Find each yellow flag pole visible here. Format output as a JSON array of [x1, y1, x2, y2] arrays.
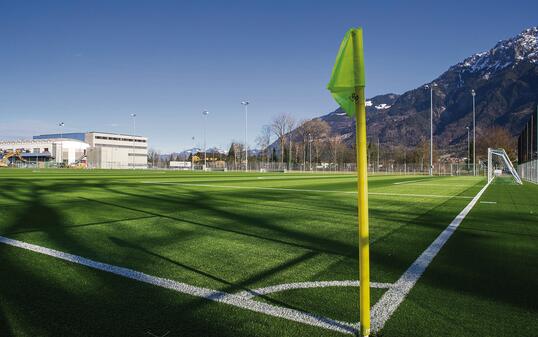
[[352, 29, 370, 337]]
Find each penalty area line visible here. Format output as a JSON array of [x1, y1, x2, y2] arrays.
[[0, 235, 356, 335], [370, 179, 492, 333], [141, 181, 477, 200]]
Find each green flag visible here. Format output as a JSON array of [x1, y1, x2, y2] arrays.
[[327, 27, 366, 117]]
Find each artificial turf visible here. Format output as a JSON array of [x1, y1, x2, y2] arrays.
[[0, 169, 534, 336]]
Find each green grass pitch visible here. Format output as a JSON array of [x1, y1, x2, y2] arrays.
[[0, 169, 536, 337]]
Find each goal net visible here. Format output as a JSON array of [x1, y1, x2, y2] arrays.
[[487, 148, 522, 184]]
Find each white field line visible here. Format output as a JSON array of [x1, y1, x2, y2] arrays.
[[0, 235, 356, 335], [370, 179, 492, 333], [141, 182, 477, 200], [236, 280, 393, 299], [143, 175, 356, 184], [403, 183, 475, 187], [393, 179, 431, 185], [479, 201, 497, 204]]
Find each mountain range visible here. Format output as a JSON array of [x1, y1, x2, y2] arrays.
[[294, 26, 538, 155]]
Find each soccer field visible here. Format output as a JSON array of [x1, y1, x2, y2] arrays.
[[0, 170, 536, 337]]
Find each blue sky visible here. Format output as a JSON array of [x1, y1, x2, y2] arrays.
[[1, 0, 537, 152]]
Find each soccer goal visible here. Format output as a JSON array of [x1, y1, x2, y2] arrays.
[[487, 148, 523, 184]]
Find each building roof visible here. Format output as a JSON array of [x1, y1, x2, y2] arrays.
[[88, 131, 146, 138], [0, 138, 89, 145]]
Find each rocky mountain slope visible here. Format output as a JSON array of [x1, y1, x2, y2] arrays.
[[295, 27, 538, 155]]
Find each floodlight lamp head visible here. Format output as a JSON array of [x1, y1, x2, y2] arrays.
[[241, 101, 250, 106], [59, 122, 65, 127], [130, 113, 137, 117], [202, 110, 209, 116], [471, 89, 476, 96]]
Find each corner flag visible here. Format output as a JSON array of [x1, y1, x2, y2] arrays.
[[327, 28, 366, 117], [328, 27, 371, 337]]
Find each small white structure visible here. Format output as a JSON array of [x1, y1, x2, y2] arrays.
[[0, 139, 89, 165], [169, 161, 192, 170]]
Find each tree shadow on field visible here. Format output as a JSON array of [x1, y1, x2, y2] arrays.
[[108, 236, 318, 311], [81, 191, 354, 256], [99, 184, 357, 257], [0, 179, 342, 337]]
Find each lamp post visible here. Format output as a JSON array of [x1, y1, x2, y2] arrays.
[[465, 126, 471, 172], [58, 122, 64, 165], [241, 101, 250, 172], [130, 114, 136, 169], [375, 137, 379, 172], [308, 133, 312, 171], [202, 110, 209, 169], [288, 134, 292, 171], [191, 136, 195, 171], [471, 89, 476, 176], [425, 83, 437, 176]]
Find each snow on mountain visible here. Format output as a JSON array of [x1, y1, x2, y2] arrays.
[[375, 103, 391, 110], [451, 27, 538, 75]]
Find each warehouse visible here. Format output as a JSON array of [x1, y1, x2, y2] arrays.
[[0, 138, 89, 166], [0, 131, 148, 169]]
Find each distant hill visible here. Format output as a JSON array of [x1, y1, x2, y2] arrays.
[[281, 27, 538, 156]]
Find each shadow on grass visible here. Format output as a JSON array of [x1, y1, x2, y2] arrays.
[[0, 180, 345, 336]]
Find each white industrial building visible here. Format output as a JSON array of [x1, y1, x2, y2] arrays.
[[0, 138, 89, 165], [85, 132, 148, 169], [0, 131, 148, 169]]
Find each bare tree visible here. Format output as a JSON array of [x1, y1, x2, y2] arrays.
[[271, 113, 295, 164], [147, 148, 160, 168], [255, 125, 272, 163], [476, 126, 516, 160], [303, 120, 331, 164], [328, 135, 344, 167]]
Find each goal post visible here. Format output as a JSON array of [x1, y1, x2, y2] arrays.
[[487, 148, 523, 184]]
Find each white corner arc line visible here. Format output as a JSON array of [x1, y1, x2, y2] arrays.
[[370, 180, 492, 333], [0, 235, 356, 335], [235, 280, 393, 299]]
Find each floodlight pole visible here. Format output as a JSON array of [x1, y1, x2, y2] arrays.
[[465, 126, 471, 172], [191, 136, 195, 171], [377, 137, 380, 174], [58, 122, 64, 165], [288, 134, 292, 171], [130, 114, 137, 169], [241, 101, 250, 172], [472, 90, 476, 176], [202, 110, 209, 169], [308, 133, 312, 171], [425, 83, 437, 176]]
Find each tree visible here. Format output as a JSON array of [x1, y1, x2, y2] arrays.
[[147, 148, 160, 168], [255, 125, 272, 163], [227, 142, 244, 168], [271, 113, 295, 164], [328, 135, 345, 167], [300, 119, 331, 164], [476, 126, 516, 160]]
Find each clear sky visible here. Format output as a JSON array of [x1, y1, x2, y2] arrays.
[[1, 0, 537, 152]]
